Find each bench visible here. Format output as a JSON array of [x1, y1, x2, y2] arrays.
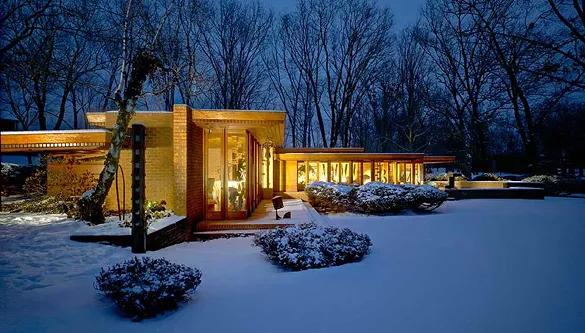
[[272, 196, 291, 220]]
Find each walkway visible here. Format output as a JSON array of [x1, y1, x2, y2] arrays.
[[195, 199, 324, 232]]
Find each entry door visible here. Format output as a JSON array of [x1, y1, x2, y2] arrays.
[[205, 128, 249, 220], [206, 129, 223, 220]]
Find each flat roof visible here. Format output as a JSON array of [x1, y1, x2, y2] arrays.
[[0, 129, 111, 153], [275, 148, 365, 154]]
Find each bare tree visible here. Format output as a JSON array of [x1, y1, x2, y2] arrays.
[[277, 0, 393, 148], [196, 0, 272, 109], [464, 0, 575, 171], [0, 0, 55, 70], [419, 0, 502, 176], [77, 0, 170, 224]]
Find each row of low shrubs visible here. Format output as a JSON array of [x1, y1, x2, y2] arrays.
[[305, 181, 449, 214], [97, 223, 372, 321], [426, 172, 508, 182]]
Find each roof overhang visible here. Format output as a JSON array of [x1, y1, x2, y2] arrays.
[[0, 129, 111, 153], [192, 109, 286, 146], [275, 147, 365, 154], [275, 152, 425, 161], [423, 156, 456, 164]]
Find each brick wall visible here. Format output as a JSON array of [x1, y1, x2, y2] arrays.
[[187, 123, 204, 223], [49, 112, 176, 213], [173, 105, 190, 218], [104, 125, 175, 212], [146, 217, 191, 251], [70, 217, 192, 251]]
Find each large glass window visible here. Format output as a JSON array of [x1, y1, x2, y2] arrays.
[[308, 162, 318, 185], [330, 162, 340, 183], [388, 162, 395, 184], [297, 161, 306, 191], [375, 162, 389, 183], [227, 130, 247, 212], [352, 162, 361, 184], [363, 162, 372, 184], [416, 163, 424, 184], [398, 163, 413, 184], [340, 162, 350, 183], [319, 162, 328, 181], [207, 130, 223, 214]]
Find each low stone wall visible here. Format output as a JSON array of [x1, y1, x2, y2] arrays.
[[70, 217, 191, 251]]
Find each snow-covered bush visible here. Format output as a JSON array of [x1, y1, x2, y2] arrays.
[[0, 195, 78, 216], [522, 175, 562, 195], [472, 173, 506, 181], [253, 224, 372, 271], [403, 184, 449, 211], [95, 257, 202, 321], [306, 181, 448, 214], [305, 181, 355, 212], [522, 174, 561, 184], [426, 173, 467, 181], [353, 182, 408, 214]]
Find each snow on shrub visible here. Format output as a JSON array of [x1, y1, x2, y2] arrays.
[[426, 172, 467, 182], [522, 175, 562, 195], [353, 182, 408, 214], [403, 184, 449, 211], [472, 173, 506, 181], [306, 181, 448, 214], [253, 224, 372, 271], [522, 174, 561, 184], [305, 181, 355, 211], [94, 257, 202, 321]]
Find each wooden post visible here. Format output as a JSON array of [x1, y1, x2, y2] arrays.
[[131, 124, 146, 254]]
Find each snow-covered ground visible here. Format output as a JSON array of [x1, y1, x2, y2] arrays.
[[1, 198, 584, 333]]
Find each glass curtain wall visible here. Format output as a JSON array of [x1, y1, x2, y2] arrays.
[[227, 130, 247, 217], [206, 130, 223, 219]]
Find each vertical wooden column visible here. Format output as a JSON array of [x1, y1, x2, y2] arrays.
[[131, 124, 146, 254]]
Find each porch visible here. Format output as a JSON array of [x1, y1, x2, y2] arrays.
[[195, 199, 323, 232]]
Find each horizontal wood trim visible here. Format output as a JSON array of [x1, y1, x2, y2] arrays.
[[423, 156, 456, 164], [275, 147, 365, 154], [0, 130, 111, 153], [275, 152, 425, 161]]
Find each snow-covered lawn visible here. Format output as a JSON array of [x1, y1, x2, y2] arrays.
[[1, 198, 584, 333]]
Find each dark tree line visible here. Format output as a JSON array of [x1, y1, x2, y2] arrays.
[[1, 0, 584, 176]]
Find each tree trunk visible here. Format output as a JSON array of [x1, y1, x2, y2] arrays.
[[77, 100, 136, 223], [77, 50, 162, 224]]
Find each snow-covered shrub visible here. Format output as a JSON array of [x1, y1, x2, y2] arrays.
[[305, 181, 355, 212], [522, 175, 562, 195], [426, 173, 467, 181], [522, 174, 561, 184], [403, 184, 448, 211], [95, 257, 202, 321], [353, 182, 408, 214], [0, 195, 78, 216], [472, 173, 506, 181], [253, 224, 372, 271]]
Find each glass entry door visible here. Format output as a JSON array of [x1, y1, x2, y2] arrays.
[[205, 128, 250, 220]]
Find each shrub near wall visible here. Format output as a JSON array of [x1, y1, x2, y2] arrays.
[[305, 181, 355, 212], [305, 181, 448, 214]]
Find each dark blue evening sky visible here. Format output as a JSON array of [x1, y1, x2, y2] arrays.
[[265, 0, 425, 29]]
